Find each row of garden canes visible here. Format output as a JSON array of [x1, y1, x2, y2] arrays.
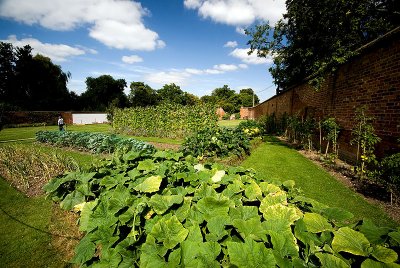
[[257, 106, 400, 205]]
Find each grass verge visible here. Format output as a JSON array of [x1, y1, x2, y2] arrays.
[[218, 119, 243, 128], [0, 178, 71, 267], [241, 137, 397, 227]]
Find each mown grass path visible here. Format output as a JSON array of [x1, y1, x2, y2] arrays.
[[0, 178, 66, 267], [241, 137, 397, 227]]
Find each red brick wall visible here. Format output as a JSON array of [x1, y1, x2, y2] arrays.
[[251, 27, 400, 161]]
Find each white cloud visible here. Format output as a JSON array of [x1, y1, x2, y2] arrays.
[[2, 35, 85, 62], [145, 71, 190, 86], [122, 55, 143, 64], [213, 64, 238, 71], [0, 0, 165, 51], [236, 27, 246, 35], [224, 41, 238, 48], [230, 48, 273, 65], [184, 0, 286, 26], [185, 68, 204, 75], [239, 64, 248, 69]]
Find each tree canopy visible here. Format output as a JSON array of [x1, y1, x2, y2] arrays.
[[0, 42, 75, 110], [81, 75, 127, 111], [246, 0, 400, 91]]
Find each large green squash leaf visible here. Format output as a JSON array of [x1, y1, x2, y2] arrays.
[[148, 194, 183, 215], [134, 175, 162, 193], [196, 195, 232, 220], [140, 235, 168, 268], [320, 207, 354, 223], [371, 245, 398, 263], [315, 253, 350, 268], [233, 217, 267, 242], [79, 200, 98, 232], [207, 215, 230, 241], [60, 191, 85, 210], [359, 219, 392, 244], [137, 159, 157, 171], [361, 259, 400, 268], [181, 241, 221, 267], [244, 181, 262, 200], [229, 205, 259, 221], [269, 230, 299, 258], [303, 213, 333, 233], [71, 235, 96, 264], [150, 215, 189, 249], [107, 185, 132, 215], [260, 191, 287, 209], [332, 227, 371, 256], [227, 238, 276, 268], [261, 204, 302, 232]]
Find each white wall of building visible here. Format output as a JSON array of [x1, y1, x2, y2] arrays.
[[72, 113, 108, 124]]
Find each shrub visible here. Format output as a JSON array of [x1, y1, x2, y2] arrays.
[[237, 120, 263, 139], [180, 127, 250, 159], [380, 153, 400, 191]]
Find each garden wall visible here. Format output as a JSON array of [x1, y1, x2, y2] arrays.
[[242, 26, 400, 161]]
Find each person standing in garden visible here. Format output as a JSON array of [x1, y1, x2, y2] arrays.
[[58, 115, 65, 131]]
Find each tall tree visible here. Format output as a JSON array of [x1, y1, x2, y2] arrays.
[[0, 42, 15, 106], [81, 75, 127, 111], [238, 88, 260, 107], [246, 0, 400, 90], [157, 83, 186, 104], [128, 81, 158, 107]]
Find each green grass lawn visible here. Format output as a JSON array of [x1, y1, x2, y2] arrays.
[[0, 178, 68, 267], [218, 119, 243, 128], [241, 137, 397, 227]]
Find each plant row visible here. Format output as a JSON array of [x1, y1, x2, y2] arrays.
[[258, 108, 400, 198], [180, 120, 263, 161], [112, 103, 218, 139], [44, 149, 400, 267], [0, 144, 79, 196], [36, 131, 155, 154]]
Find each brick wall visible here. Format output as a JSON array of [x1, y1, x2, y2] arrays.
[[248, 27, 400, 161]]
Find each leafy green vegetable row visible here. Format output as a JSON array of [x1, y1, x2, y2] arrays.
[[35, 131, 155, 154], [44, 150, 400, 267]]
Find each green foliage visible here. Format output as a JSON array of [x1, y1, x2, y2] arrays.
[[322, 117, 340, 157], [351, 107, 381, 179], [44, 150, 400, 267], [81, 75, 128, 111], [0, 42, 76, 110], [258, 112, 289, 135], [237, 120, 264, 139], [128, 81, 158, 107], [246, 0, 399, 89], [180, 127, 250, 159], [379, 153, 400, 194], [113, 103, 218, 139], [35, 131, 155, 154]]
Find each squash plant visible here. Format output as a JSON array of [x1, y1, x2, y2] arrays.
[[44, 150, 400, 267]]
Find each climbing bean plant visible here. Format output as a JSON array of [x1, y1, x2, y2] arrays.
[[112, 103, 218, 139]]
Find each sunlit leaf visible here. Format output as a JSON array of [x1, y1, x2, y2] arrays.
[[134, 175, 162, 193], [332, 227, 371, 256]]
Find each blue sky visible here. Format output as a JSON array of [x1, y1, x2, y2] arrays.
[[0, 0, 286, 102]]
